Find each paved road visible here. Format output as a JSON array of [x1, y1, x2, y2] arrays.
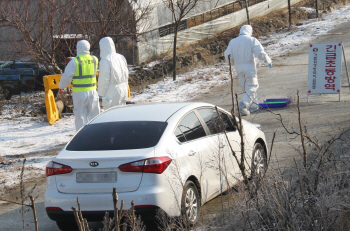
[[0, 201, 105, 230], [1, 21, 350, 231]]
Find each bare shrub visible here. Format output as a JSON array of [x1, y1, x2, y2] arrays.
[[72, 188, 146, 231], [199, 56, 350, 231], [215, 127, 350, 231], [205, 87, 350, 231]]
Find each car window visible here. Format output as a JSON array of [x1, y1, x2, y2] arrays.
[[219, 111, 236, 132], [175, 127, 187, 143], [196, 108, 236, 135], [66, 121, 167, 151], [175, 112, 206, 143]]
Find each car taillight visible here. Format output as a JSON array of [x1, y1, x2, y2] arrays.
[[119, 157, 172, 174], [46, 161, 72, 176]]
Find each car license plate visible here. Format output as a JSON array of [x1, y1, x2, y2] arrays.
[[76, 172, 117, 183]]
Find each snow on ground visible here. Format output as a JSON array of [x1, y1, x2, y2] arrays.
[[263, 6, 350, 58], [1, 4, 350, 196]]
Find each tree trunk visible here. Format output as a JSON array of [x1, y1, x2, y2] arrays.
[[244, 0, 250, 25], [288, 0, 291, 27], [172, 25, 179, 81]]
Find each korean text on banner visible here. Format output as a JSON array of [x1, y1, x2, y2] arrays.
[[308, 43, 342, 95]]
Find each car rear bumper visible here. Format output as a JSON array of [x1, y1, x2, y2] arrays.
[[46, 206, 161, 222], [45, 185, 180, 222]]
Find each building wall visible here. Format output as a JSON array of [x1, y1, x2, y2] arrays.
[[0, 25, 24, 61]]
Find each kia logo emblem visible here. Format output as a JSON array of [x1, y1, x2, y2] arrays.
[[90, 161, 99, 167]]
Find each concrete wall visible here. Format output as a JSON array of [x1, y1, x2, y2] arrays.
[[147, 0, 237, 31]]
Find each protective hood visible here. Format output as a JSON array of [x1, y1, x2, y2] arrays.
[[239, 25, 253, 36], [76, 40, 90, 56], [99, 37, 116, 59]]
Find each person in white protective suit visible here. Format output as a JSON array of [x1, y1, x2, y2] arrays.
[[98, 37, 129, 110], [59, 40, 100, 131], [224, 25, 272, 116]]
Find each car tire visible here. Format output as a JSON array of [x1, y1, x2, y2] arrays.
[[56, 221, 79, 231], [250, 142, 267, 181], [181, 180, 200, 227]]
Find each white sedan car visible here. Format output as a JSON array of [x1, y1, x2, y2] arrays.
[[45, 102, 267, 230]]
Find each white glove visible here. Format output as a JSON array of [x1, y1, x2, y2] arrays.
[[104, 97, 112, 103]]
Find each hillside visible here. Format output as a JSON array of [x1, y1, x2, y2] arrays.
[[128, 0, 323, 91]]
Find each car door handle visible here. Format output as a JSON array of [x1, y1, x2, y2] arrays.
[[188, 150, 196, 156]]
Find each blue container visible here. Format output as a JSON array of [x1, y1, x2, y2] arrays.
[[259, 98, 291, 108]]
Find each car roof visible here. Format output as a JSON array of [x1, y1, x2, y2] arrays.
[[90, 102, 213, 124]]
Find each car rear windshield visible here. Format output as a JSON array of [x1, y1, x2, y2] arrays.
[[66, 121, 168, 151]]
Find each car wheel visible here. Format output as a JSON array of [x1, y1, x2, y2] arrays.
[[250, 142, 267, 181], [56, 221, 79, 231], [181, 180, 200, 227]]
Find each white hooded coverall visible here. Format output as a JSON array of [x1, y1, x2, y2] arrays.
[[98, 37, 129, 110], [59, 40, 100, 131], [224, 25, 271, 113]]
